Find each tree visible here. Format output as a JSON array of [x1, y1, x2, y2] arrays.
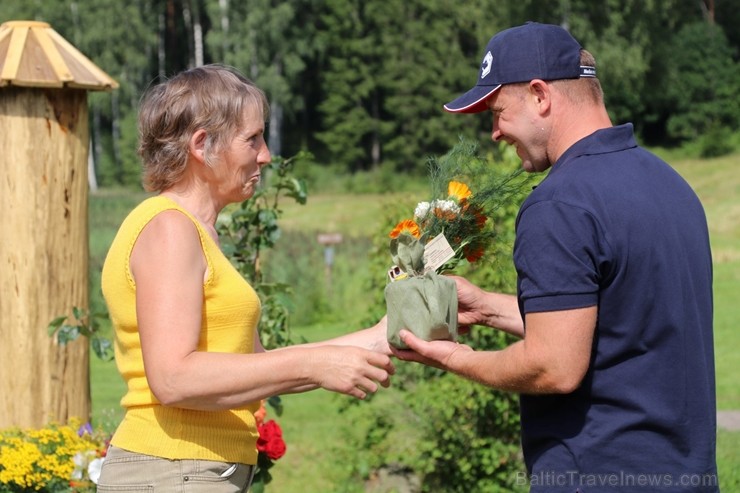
[[379, 0, 504, 173], [205, 0, 317, 159], [314, 0, 387, 172], [316, 0, 511, 174], [76, 0, 155, 186], [664, 21, 740, 142], [2, 0, 738, 181]]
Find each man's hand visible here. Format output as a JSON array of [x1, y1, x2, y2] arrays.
[[450, 275, 524, 337], [390, 329, 473, 372], [450, 275, 489, 327]]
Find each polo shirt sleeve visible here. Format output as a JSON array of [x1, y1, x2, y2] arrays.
[[514, 199, 608, 314]]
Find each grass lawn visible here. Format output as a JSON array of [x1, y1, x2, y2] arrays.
[[89, 150, 740, 491], [668, 152, 740, 411], [264, 322, 368, 493]]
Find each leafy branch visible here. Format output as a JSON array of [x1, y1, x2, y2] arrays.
[[218, 151, 311, 349], [47, 307, 113, 361]]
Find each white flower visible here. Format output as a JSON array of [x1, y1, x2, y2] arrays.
[[414, 201, 431, 221], [71, 450, 103, 482], [88, 457, 105, 484], [71, 451, 89, 480], [431, 199, 460, 215]]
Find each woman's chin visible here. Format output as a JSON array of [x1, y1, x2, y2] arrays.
[[240, 183, 257, 200]]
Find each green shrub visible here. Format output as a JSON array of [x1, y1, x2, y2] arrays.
[[261, 232, 376, 326], [699, 124, 735, 158]]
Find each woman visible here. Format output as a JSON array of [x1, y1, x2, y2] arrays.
[[96, 64, 394, 492]]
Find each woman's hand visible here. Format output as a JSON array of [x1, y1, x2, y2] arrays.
[[310, 346, 395, 399], [366, 315, 392, 355]]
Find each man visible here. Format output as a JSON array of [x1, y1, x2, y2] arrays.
[[392, 22, 718, 492]]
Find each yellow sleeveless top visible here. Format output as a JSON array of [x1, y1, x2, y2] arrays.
[[101, 196, 261, 464]]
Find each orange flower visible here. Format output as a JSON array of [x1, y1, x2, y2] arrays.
[[254, 400, 267, 427], [464, 203, 487, 229], [433, 208, 458, 221], [448, 181, 472, 201], [389, 219, 421, 239], [463, 244, 485, 263]]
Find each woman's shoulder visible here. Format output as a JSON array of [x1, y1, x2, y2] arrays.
[[109, 196, 203, 257], [131, 194, 181, 215], [121, 195, 192, 228]]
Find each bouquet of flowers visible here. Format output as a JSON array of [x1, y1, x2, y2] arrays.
[[385, 140, 525, 348], [250, 400, 286, 493]]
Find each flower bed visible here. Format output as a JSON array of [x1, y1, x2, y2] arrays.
[[0, 419, 109, 493]]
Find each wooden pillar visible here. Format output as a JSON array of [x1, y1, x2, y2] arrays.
[[0, 87, 90, 428]]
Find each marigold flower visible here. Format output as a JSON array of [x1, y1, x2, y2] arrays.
[[463, 244, 486, 263], [0, 420, 110, 490], [448, 181, 472, 201], [431, 199, 461, 221], [389, 219, 421, 239]]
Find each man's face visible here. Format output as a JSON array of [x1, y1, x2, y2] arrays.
[[486, 85, 551, 173]]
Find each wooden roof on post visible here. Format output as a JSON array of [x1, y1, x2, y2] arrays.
[[0, 20, 118, 91]]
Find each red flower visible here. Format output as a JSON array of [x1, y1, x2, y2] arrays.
[[462, 203, 487, 229], [463, 243, 485, 263], [256, 420, 287, 460]]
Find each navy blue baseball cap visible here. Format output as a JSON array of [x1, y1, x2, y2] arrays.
[[444, 22, 596, 113]]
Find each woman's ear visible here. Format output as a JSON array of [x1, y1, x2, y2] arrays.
[[188, 129, 208, 165]]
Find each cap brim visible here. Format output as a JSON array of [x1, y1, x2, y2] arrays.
[[443, 84, 501, 113]]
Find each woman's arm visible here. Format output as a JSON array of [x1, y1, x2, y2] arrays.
[[131, 211, 394, 411], [292, 316, 391, 354]]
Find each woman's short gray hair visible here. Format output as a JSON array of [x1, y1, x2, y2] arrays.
[[138, 64, 269, 192]]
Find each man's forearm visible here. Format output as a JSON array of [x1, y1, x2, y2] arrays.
[[479, 292, 524, 338]]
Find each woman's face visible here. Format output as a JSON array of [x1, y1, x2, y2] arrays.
[[213, 107, 271, 203]]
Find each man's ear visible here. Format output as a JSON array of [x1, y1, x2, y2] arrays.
[[188, 129, 208, 165], [528, 80, 551, 115]]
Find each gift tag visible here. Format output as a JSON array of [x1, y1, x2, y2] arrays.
[[423, 233, 455, 273]]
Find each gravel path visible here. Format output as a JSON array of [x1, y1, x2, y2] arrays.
[[717, 410, 740, 431]]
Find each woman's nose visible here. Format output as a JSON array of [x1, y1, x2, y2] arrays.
[[258, 146, 271, 166]]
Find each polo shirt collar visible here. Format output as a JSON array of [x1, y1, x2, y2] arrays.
[[552, 123, 638, 172]]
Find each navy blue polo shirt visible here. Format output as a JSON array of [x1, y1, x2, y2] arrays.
[[514, 124, 717, 492]]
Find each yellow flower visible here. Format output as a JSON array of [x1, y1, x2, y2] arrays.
[[389, 219, 421, 239], [0, 440, 43, 488], [448, 181, 472, 201], [0, 419, 109, 491]]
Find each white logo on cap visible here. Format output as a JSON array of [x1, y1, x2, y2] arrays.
[[481, 51, 492, 79]]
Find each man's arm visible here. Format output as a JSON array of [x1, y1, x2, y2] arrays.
[[391, 306, 596, 394], [452, 275, 524, 338]]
